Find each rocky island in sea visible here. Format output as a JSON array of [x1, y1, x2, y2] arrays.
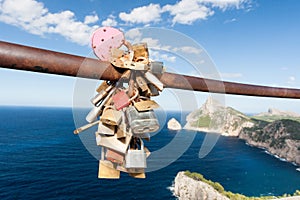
[[174, 171, 300, 200], [167, 118, 182, 130], [184, 97, 300, 166]]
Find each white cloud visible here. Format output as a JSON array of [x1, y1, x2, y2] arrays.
[[125, 28, 142, 41], [141, 37, 160, 48], [125, 29, 170, 50], [163, 0, 214, 25], [119, 3, 162, 24], [84, 14, 99, 24], [201, 0, 249, 10], [150, 50, 176, 63], [119, 0, 250, 26], [101, 15, 118, 27], [0, 0, 252, 45], [160, 54, 176, 63], [0, 0, 99, 45]]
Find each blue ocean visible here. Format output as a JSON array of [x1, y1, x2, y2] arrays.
[[0, 106, 300, 199]]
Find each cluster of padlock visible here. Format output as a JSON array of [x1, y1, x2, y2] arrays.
[[73, 27, 166, 179]]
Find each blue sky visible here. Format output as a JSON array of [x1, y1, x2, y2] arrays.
[[0, 0, 300, 113]]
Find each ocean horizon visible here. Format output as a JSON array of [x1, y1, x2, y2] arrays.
[[0, 106, 300, 199]]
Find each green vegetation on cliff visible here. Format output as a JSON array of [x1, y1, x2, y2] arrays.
[[242, 119, 300, 149], [191, 115, 211, 127], [184, 171, 300, 200]]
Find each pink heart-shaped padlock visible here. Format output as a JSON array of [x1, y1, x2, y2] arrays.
[[91, 27, 125, 61]]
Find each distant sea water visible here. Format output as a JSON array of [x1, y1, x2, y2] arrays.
[[0, 106, 300, 199]]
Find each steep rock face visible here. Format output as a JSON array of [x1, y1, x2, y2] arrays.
[[239, 119, 300, 165], [185, 97, 300, 166], [174, 172, 229, 200], [184, 97, 254, 136], [167, 118, 182, 130], [173, 172, 300, 200]]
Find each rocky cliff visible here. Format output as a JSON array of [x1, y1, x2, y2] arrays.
[[174, 171, 229, 200], [185, 97, 300, 166], [174, 171, 300, 200], [239, 119, 300, 166], [184, 97, 254, 136]]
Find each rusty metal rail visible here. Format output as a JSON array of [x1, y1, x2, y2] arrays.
[[1, 40, 300, 99]]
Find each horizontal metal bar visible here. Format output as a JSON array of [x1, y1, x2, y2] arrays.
[[1, 40, 300, 99]]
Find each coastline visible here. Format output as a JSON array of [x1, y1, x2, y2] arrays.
[[184, 125, 300, 168], [242, 139, 300, 167], [172, 171, 300, 200], [183, 124, 230, 136]]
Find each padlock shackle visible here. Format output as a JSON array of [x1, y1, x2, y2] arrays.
[[129, 88, 139, 102], [128, 137, 144, 150], [1, 41, 300, 99]]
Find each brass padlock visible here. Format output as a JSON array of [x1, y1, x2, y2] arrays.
[[100, 106, 122, 126], [98, 146, 120, 179], [96, 121, 115, 136], [98, 160, 120, 179], [110, 40, 134, 69], [96, 81, 109, 93], [132, 43, 149, 63], [116, 113, 127, 138], [133, 98, 159, 112], [95, 131, 132, 154], [105, 149, 124, 164], [129, 173, 146, 179]]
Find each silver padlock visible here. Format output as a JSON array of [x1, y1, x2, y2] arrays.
[[125, 138, 147, 169], [125, 106, 159, 134]]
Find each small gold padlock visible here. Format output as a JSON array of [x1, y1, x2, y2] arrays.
[[116, 125, 127, 138], [98, 160, 120, 179], [129, 173, 146, 179], [133, 98, 159, 112], [100, 106, 122, 126], [96, 81, 110, 93]]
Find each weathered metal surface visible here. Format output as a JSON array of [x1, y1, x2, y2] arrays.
[[1, 40, 300, 99]]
